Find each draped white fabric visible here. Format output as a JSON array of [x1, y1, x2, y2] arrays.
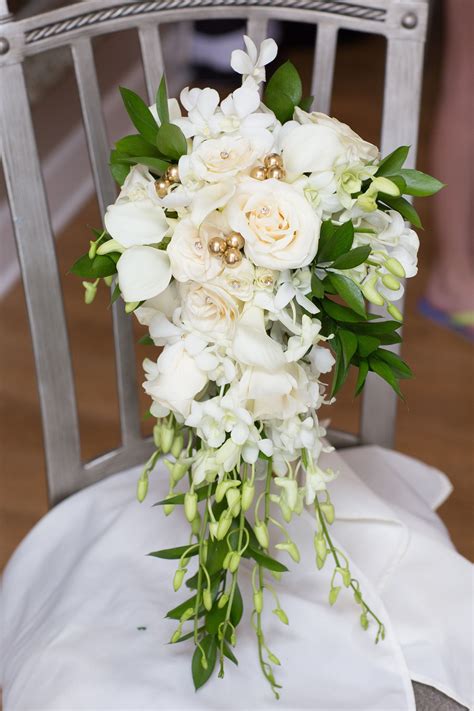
[[1, 446, 472, 710]]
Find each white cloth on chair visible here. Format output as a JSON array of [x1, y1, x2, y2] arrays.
[[1, 447, 472, 710]]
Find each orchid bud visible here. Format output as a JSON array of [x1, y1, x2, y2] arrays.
[[171, 461, 189, 484], [360, 612, 369, 630], [230, 631, 237, 646], [103, 275, 113, 287], [180, 607, 194, 622], [88, 240, 98, 259], [357, 193, 377, 213], [222, 551, 232, 570], [201, 655, 208, 670], [254, 590, 263, 614], [226, 488, 241, 517], [314, 533, 327, 559], [171, 433, 184, 459], [228, 552, 241, 574], [203, 588, 212, 611], [340, 567, 351, 588], [316, 555, 326, 570], [215, 480, 240, 503], [329, 586, 341, 606], [96, 238, 123, 256], [153, 424, 162, 449], [371, 176, 400, 197], [191, 511, 201, 536], [387, 303, 403, 322], [268, 652, 281, 666], [320, 502, 335, 524], [271, 570, 282, 582], [184, 492, 197, 523], [362, 274, 385, 306], [209, 521, 218, 540], [173, 568, 186, 591], [241, 482, 255, 511], [382, 273, 400, 291], [136, 474, 148, 503], [279, 498, 292, 523], [125, 301, 140, 314], [385, 257, 406, 278], [160, 424, 175, 454], [216, 511, 232, 541], [164, 501, 175, 516], [273, 608, 289, 625], [82, 280, 98, 305], [170, 629, 181, 644], [218, 593, 229, 609], [201, 540, 208, 565], [254, 521, 270, 549], [276, 541, 300, 563]]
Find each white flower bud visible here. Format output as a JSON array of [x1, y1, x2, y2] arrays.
[[226, 488, 241, 517], [228, 552, 241, 573], [216, 512, 233, 541], [215, 480, 240, 503], [384, 257, 406, 278], [387, 303, 403, 322], [203, 588, 213, 611], [254, 590, 263, 614], [153, 424, 162, 449], [173, 568, 186, 591], [161, 424, 175, 454], [273, 607, 289, 625], [184, 491, 197, 523], [254, 521, 270, 549], [171, 433, 184, 459], [241, 482, 255, 511], [218, 593, 229, 609], [382, 273, 400, 291], [136, 475, 148, 503]]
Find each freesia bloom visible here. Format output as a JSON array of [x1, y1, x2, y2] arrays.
[[226, 178, 321, 270]]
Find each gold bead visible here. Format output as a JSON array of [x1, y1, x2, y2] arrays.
[[264, 153, 283, 169], [266, 166, 286, 181], [250, 166, 267, 181], [223, 247, 243, 268], [208, 236, 227, 256], [226, 231, 245, 250], [165, 164, 180, 183], [155, 178, 171, 198]]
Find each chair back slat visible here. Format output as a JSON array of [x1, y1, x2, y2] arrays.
[[0, 61, 82, 503], [72, 35, 142, 449], [311, 23, 338, 114], [246, 15, 268, 49], [360, 34, 425, 447], [138, 24, 165, 104]]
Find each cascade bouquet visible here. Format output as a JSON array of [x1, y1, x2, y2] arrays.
[[72, 37, 443, 697]]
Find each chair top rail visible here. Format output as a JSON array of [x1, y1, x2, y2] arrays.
[[0, 0, 428, 64]]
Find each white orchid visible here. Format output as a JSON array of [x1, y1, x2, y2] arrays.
[[230, 35, 278, 87], [274, 268, 319, 315], [174, 87, 221, 141]]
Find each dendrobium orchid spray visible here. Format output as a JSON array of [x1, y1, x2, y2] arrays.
[[72, 36, 443, 697]]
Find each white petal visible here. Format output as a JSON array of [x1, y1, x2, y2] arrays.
[[274, 282, 295, 311], [149, 313, 181, 344], [104, 201, 169, 248], [232, 306, 286, 371], [197, 88, 220, 118], [117, 246, 171, 302], [232, 85, 260, 118], [243, 35, 258, 64], [259, 438, 274, 456], [230, 49, 254, 75], [191, 181, 235, 226], [257, 38, 278, 66]]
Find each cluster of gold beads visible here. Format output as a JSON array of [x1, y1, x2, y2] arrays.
[[208, 231, 245, 268], [250, 153, 285, 182], [155, 164, 180, 198]]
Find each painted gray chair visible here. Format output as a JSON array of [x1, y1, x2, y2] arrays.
[[0, 1, 466, 708]]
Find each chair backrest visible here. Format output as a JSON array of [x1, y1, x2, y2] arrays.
[[0, 0, 429, 506]]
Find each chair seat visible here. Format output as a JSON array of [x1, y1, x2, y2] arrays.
[[1, 446, 471, 710]]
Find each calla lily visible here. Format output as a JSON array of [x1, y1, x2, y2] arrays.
[[104, 201, 169, 249], [117, 246, 172, 302], [232, 305, 286, 371]]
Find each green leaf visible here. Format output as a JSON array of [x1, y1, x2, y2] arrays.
[[331, 245, 371, 270], [154, 483, 216, 507], [299, 94, 313, 111], [192, 635, 217, 690], [156, 123, 188, 161], [230, 584, 243, 626], [223, 642, 238, 666], [115, 134, 159, 157], [350, 319, 401, 335], [244, 547, 289, 573], [109, 161, 130, 186], [156, 75, 170, 125], [338, 329, 358, 368], [264, 61, 302, 123], [354, 359, 369, 396], [119, 155, 170, 174], [138, 334, 154, 346], [148, 544, 199, 560], [396, 168, 445, 197], [317, 221, 354, 263], [379, 195, 423, 229], [329, 338, 350, 397], [368, 356, 403, 397], [357, 334, 380, 358], [328, 273, 366, 317], [71, 253, 118, 279], [166, 593, 198, 620], [205, 603, 227, 634], [119, 87, 159, 144], [110, 283, 121, 305], [311, 272, 325, 299], [321, 298, 362, 323], [376, 349, 413, 379], [376, 146, 410, 176]]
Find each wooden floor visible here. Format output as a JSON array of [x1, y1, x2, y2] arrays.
[[1, 32, 473, 574]]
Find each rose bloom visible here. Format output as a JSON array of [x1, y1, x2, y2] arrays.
[[225, 177, 320, 270], [168, 211, 227, 283], [237, 361, 313, 421], [281, 107, 379, 178], [213, 258, 255, 302], [179, 281, 242, 342], [181, 134, 267, 183]]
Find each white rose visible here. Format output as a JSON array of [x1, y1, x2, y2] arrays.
[[281, 108, 379, 178], [104, 165, 169, 248], [238, 362, 312, 421], [180, 281, 242, 342], [181, 134, 265, 184], [117, 246, 172, 303], [226, 178, 320, 270], [168, 211, 227, 283], [143, 345, 208, 419], [134, 281, 179, 326], [213, 258, 255, 302]]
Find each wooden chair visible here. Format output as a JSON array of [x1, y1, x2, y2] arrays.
[[0, 1, 466, 708]]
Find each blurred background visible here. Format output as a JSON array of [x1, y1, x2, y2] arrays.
[[0, 0, 473, 573]]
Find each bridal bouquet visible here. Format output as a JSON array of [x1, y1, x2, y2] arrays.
[[72, 37, 443, 697]]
